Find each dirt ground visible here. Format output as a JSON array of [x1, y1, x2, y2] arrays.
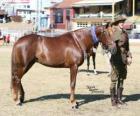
[[0, 42, 140, 116]]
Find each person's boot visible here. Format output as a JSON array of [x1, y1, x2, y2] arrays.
[[110, 88, 117, 106], [117, 87, 125, 105]]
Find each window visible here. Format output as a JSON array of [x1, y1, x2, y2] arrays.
[[66, 9, 70, 21], [27, 5, 30, 8], [55, 9, 63, 23], [27, 11, 31, 14]]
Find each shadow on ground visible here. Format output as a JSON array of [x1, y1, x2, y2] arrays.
[[124, 94, 140, 102], [24, 93, 140, 107], [24, 93, 110, 107], [78, 69, 109, 75]]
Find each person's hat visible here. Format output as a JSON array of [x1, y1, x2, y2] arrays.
[[112, 15, 127, 26]]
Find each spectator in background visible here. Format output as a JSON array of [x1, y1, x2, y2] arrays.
[[6, 34, 10, 45], [0, 29, 2, 38]]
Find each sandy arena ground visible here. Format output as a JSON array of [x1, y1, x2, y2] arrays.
[[0, 42, 140, 116]]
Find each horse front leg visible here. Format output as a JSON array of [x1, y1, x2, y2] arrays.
[[70, 64, 78, 109]]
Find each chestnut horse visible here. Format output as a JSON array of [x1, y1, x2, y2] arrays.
[[11, 26, 116, 108]]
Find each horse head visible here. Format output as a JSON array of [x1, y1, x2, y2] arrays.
[[91, 25, 117, 55]]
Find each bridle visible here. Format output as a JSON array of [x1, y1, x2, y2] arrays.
[[96, 26, 116, 54]]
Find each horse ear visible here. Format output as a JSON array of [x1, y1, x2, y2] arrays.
[[105, 22, 112, 28]]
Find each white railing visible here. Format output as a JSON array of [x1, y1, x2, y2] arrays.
[[78, 13, 99, 18], [76, 10, 122, 19]]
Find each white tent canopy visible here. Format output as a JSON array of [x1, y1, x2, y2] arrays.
[[72, 0, 124, 7]]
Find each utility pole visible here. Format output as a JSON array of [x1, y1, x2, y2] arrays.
[[132, 0, 135, 17], [36, 0, 41, 32], [112, 0, 115, 21]]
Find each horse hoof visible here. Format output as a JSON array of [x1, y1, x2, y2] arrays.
[[72, 105, 78, 109], [16, 101, 22, 106], [72, 102, 79, 109], [93, 70, 98, 75], [94, 72, 98, 75], [20, 97, 24, 103]]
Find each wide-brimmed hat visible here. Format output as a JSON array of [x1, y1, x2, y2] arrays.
[[112, 15, 127, 25]]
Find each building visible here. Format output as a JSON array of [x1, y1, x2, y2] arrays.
[[72, 0, 125, 29], [52, 0, 125, 29], [2, 0, 62, 31], [1, 0, 139, 30], [52, 0, 139, 30], [51, 0, 81, 30]]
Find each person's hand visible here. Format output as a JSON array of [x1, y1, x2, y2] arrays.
[[127, 57, 132, 65], [119, 23, 124, 29]]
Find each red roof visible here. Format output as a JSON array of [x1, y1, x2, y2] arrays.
[[55, 0, 81, 8]]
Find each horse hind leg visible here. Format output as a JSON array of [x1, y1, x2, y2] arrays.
[[11, 53, 36, 106], [11, 67, 25, 105], [87, 54, 90, 72], [92, 53, 98, 75], [11, 59, 36, 105]]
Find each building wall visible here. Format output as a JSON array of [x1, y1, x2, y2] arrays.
[[54, 8, 75, 30]]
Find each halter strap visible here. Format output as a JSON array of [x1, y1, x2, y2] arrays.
[[91, 26, 99, 45]]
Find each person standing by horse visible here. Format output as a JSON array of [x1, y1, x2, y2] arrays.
[[5, 34, 10, 45], [110, 18, 132, 106]]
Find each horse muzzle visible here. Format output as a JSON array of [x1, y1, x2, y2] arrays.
[[108, 44, 117, 55]]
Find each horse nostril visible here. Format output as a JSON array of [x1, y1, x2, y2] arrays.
[[111, 47, 117, 55], [108, 44, 117, 55]]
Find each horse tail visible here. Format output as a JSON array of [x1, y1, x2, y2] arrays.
[[11, 44, 17, 89]]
